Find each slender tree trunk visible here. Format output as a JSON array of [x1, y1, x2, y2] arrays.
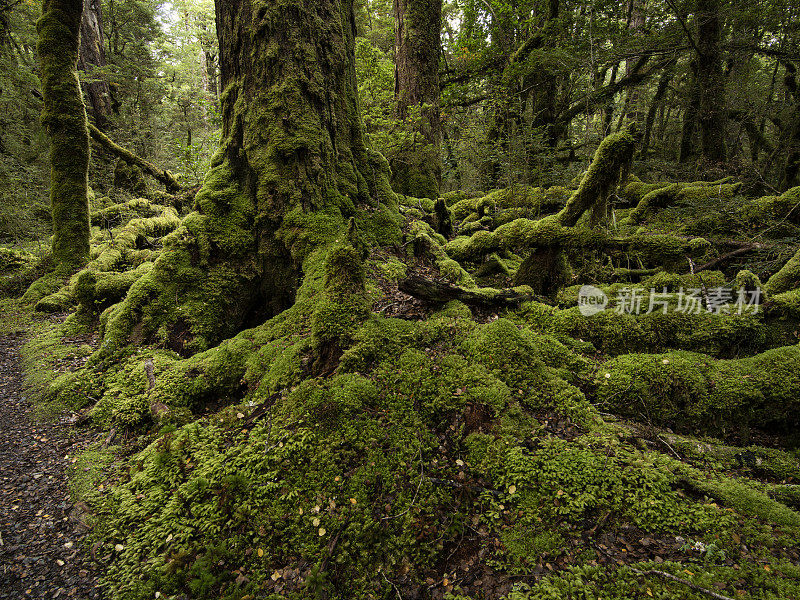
[[393, 0, 442, 198], [78, 0, 112, 129], [640, 62, 676, 158], [622, 0, 646, 125], [103, 0, 397, 354], [696, 0, 727, 163], [527, 0, 560, 147], [780, 63, 800, 190], [37, 0, 91, 271], [602, 63, 620, 136], [679, 62, 701, 162]]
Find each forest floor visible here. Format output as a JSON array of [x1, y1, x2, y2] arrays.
[[0, 330, 104, 599]]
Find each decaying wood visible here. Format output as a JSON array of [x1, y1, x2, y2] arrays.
[[398, 274, 539, 307]]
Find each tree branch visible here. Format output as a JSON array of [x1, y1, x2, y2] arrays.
[[88, 123, 181, 192]]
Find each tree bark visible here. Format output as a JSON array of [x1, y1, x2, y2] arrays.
[[393, 0, 442, 198], [102, 0, 396, 355], [77, 0, 112, 129], [37, 0, 91, 271], [640, 61, 676, 158], [679, 62, 701, 162], [696, 0, 727, 163]]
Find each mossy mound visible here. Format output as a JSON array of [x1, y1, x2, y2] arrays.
[[15, 138, 800, 599]]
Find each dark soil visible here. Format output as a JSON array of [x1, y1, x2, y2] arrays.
[[0, 333, 103, 599]]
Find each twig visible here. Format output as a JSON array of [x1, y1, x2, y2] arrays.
[[664, 0, 701, 56], [101, 428, 116, 449], [381, 571, 403, 600], [382, 444, 424, 520], [656, 434, 683, 460], [629, 567, 736, 600]]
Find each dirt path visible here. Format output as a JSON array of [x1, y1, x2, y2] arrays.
[[0, 333, 103, 599]]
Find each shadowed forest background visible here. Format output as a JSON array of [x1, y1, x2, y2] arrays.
[[2, 0, 800, 599]]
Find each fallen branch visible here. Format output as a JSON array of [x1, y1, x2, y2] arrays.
[[398, 275, 539, 307], [696, 244, 764, 272], [629, 567, 736, 600], [88, 123, 181, 192]]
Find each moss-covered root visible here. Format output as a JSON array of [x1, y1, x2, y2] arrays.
[[310, 243, 370, 374], [557, 123, 640, 228], [37, 0, 91, 272], [514, 245, 572, 296], [765, 247, 800, 296], [596, 347, 800, 434], [409, 220, 475, 286]]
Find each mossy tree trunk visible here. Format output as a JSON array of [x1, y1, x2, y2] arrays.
[[37, 0, 91, 272], [678, 61, 700, 163], [695, 0, 727, 163], [103, 0, 396, 355], [78, 0, 112, 129], [392, 0, 442, 199]]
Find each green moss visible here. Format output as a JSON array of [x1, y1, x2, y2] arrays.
[[0, 247, 36, 273], [744, 186, 800, 224], [766, 248, 800, 296], [22, 271, 65, 305], [37, 0, 91, 271], [674, 462, 800, 528], [521, 297, 767, 357], [310, 243, 370, 353], [596, 346, 800, 431]]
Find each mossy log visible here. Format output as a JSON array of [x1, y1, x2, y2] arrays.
[[88, 123, 181, 193], [398, 274, 536, 307], [596, 346, 800, 433], [556, 123, 640, 227], [618, 176, 736, 208], [765, 247, 800, 295], [444, 215, 711, 264], [91, 199, 172, 229], [625, 182, 743, 225]]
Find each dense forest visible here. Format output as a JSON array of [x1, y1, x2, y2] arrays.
[[1, 0, 800, 599]]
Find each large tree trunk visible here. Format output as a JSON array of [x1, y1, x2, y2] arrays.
[[37, 0, 91, 271], [392, 0, 442, 198], [696, 0, 727, 163], [102, 0, 396, 355], [78, 0, 112, 129]]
